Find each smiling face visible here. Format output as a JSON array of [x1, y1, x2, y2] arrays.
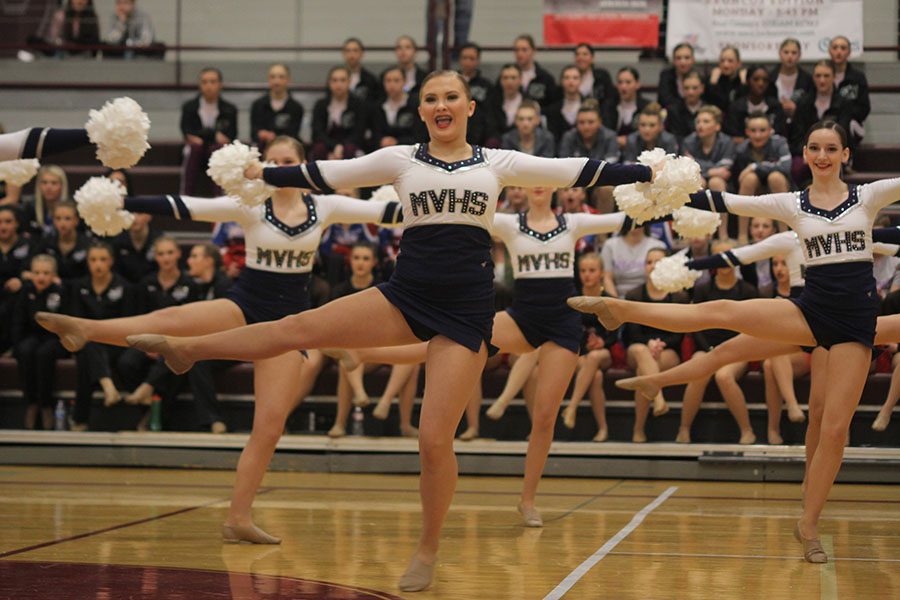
[[418, 73, 474, 144], [88, 247, 113, 279], [803, 127, 849, 181]]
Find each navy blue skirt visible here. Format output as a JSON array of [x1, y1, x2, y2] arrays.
[[226, 268, 311, 325], [377, 225, 496, 354], [789, 262, 878, 349], [506, 278, 581, 353]]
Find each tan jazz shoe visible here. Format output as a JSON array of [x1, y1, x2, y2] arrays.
[[566, 296, 622, 330], [793, 522, 827, 564], [517, 502, 543, 528], [222, 523, 282, 545], [398, 555, 435, 592]]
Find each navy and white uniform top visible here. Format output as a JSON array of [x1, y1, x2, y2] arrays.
[[124, 193, 401, 275], [263, 144, 650, 235], [691, 179, 900, 268], [493, 211, 632, 280], [0, 128, 90, 161]]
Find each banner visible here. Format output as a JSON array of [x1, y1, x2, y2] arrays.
[[544, 0, 661, 48], [666, 0, 863, 62]]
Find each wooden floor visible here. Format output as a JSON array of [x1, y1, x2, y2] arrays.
[[0, 467, 899, 599]]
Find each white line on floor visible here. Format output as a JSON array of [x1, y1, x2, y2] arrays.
[[542, 486, 678, 600]]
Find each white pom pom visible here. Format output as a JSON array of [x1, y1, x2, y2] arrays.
[[206, 141, 274, 207], [73, 176, 134, 236], [0, 159, 40, 186], [85, 97, 151, 169], [672, 207, 721, 239], [614, 153, 703, 223], [650, 254, 701, 293], [370, 185, 400, 202]]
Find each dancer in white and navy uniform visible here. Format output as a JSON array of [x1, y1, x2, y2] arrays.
[[331, 187, 643, 527], [0, 127, 91, 162], [570, 120, 900, 564], [122, 71, 654, 593], [36, 137, 401, 546]]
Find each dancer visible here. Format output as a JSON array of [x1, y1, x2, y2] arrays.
[[115, 71, 655, 592], [0, 127, 91, 162], [327, 187, 645, 521], [37, 136, 402, 545], [570, 120, 900, 563]]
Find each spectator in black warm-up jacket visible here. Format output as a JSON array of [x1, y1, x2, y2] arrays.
[[657, 43, 696, 109], [829, 35, 870, 139], [512, 34, 559, 109], [0, 206, 30, 355], [12, 254, 68, 430], [602, 67, 650, 150], [32, 201, 91, 289], [457, 42, 498, 147], [250, 64, 304, 149], [180, 67, 238, 196], [544, 65, 583, 144], [723, 66, 787, 141], [71, 243, 136, 430], [370, 67, 420, 150], [573, 43, 617, 104], [705, 45, 747, 113], [342, 37, 380, 105], [310, 66, 366, 161], [664, 70, 705, 142]]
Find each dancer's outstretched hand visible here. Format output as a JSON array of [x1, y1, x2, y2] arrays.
[[243, 163, 263, 180]]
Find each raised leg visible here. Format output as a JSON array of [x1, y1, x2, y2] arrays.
[[486, 350, 538, 420]]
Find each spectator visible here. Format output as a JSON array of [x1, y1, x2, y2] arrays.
[[677, 239, 759, 444], [740, 217, 779, 295], [732, 113, 793, 227], [501, 100, 555, 158], [318, 188, 382, 284], [250, 64, 304, 148], [497, 185, 528, 214], [768, 38, 814, 125], [555, 187, 599, 253], [388, 35, 426, 95], [602, 67, 649, 148], [71, 243, 136, 430], [342, 37, 379, 104], [681, 105, 735, 238], [658, 42, 696, 108], [12, 254, 68, 430], [211, 219, 244, 280], [789, 60, 853, 162], [544, 66, 583, 143], [706, 45, 747, 112], [0, 206, 29, 355], [512, 34, 559, 109], [118, 237, 196, 425], [762, 254, 810, 444], [310, 66, 366, 161], [557, 101, 618, 163], [30, 0, 100, 57], [560, 253, 615, 440], [623, 248, 688, 441], [33, 201, 90, 286], [103, 0, 156, 57], [457, 42, 498, 147], [22, 165, 68, 238], [184, 243, 233, 433], [107, 169, 160, 284], [370, 67, 419, 150], [573, 43, 616, 104], [829, 35, 870, 143], [488, 64, 525, 134], [664, 69, 705, 141], [180, 67, 237, 196], [724, 66, 787, 141], [621, 103, 678, 163], [600, 225, 665, 297]]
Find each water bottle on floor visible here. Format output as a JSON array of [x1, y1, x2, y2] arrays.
[[150, 395, 162, 432], [54, 399, 67, 431], [351, 406, 364, 436]]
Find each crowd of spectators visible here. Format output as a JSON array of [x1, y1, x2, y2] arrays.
[[2, 30, 894, 445]]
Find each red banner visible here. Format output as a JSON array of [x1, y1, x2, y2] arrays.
[[543, 13, 659, 47]]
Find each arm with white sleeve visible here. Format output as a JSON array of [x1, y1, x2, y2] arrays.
[[316, 194, 403, 227], [261, 145, 411, 192], [490, 149, 653, 189], [0, 128, 91, 161], [569, 212, 633, 238], [686, 231, 797, 271], [686, 189, 796, 224], [873, 227, 900, 249], [861, 178, 900, 213]]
